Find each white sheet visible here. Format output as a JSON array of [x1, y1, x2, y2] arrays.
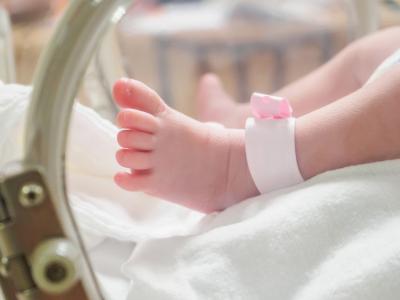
[[123, 160, 400, 300], [1, 83, 400, 300]]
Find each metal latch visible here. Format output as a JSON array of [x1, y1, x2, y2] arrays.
[[0, 167, 88, 300]]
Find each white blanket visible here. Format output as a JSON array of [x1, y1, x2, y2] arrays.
[[1, 83, 400, 300]]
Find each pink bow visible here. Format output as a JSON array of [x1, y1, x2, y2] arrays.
[[250, 93, 293, 119]]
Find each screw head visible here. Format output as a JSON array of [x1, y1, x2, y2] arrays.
[[19, 183, 45, 207], [45, 261, 68, 283]]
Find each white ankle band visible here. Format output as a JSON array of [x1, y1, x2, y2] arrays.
[[245, 93, 303, 194]]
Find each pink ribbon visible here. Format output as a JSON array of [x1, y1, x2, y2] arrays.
[[250, 93, 293, 119]]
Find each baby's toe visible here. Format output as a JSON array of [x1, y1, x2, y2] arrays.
[[116, 149, 153, 170], [117, 130, 156, 151], [114, 171, 151, 191], [113, 78, 165, 115], [117, 109, 160, 133]]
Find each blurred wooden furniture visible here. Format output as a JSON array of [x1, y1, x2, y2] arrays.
[[118, 3, 400, 115], [153, 21, 334, 105], [7, 1, 400, 117], [119, 14, 344, 115]]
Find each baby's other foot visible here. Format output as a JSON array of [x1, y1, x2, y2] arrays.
[[196, 73, 245, 128], [113, 78, 258, 213]]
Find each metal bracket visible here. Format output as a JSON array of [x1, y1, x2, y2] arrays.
[[0, 166, 88, 300]]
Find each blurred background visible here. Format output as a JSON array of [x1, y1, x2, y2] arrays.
[[0, 0, 399, 119]]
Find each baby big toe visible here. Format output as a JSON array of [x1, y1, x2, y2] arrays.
[[113, 78, 165, 115]]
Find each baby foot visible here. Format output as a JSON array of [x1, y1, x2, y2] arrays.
[[113, 78, 258, 213], [196, 73, 245, 128]]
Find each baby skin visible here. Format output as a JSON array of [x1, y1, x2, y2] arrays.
[[113, 79, 258, 213]]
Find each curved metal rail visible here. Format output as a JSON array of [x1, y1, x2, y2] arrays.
[[24, 0, 132, 298]]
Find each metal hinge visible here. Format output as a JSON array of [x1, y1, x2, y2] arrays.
[[0, 166, 87, 300]]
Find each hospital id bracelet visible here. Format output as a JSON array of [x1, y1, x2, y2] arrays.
[[245, 93, 304, 194]]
